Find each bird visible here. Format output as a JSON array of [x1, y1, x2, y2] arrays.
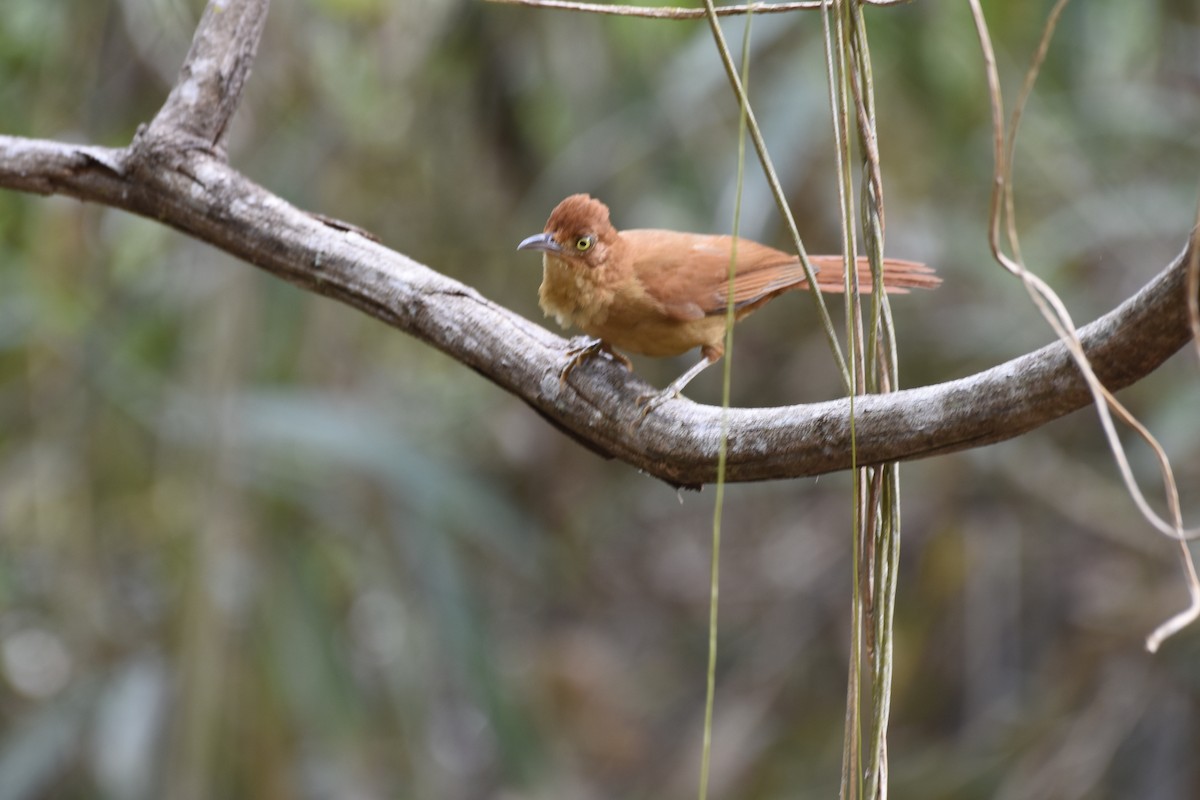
[[517, 193, 939, 410]]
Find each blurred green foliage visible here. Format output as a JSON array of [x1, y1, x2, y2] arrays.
[[1, 0, 1199, 798]]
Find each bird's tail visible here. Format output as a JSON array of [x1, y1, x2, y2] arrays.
[[809, 256, 940, 294]]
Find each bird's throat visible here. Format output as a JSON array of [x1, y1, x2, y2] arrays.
[[538, 255, 612, 332]]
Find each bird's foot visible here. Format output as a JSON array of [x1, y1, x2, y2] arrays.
[[633, 357, 710, 421], [558, 337, 631, 386], [635, 387, 679, 420]]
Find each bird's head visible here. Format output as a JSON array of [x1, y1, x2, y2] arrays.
[[517, 194, 620, 270]]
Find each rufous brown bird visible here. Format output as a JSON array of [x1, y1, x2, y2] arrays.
[[518, 194, 939, 409]]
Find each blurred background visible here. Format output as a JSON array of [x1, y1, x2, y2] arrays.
[[1, 0, 1199, 797]]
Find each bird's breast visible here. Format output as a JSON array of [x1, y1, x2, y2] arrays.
[[537, 256, 614, 332]]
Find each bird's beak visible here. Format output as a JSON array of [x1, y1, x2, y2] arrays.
[[517, 232, 563, 255]]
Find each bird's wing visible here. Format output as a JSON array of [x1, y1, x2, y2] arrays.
[[622, 230, 805, 320]]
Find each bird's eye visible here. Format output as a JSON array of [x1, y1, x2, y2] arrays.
[[575, 236, 594, 252]]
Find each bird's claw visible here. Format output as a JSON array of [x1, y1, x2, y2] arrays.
[[635, 388, 678, 421], [557, 337, 631, 386]]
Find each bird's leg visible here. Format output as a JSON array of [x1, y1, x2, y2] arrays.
[[637, 345, 721, 418], [558, 336, 632, 386]]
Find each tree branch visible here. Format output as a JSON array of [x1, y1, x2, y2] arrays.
[[0, 0, 1195, 489], [140, 0, 270, 151]]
